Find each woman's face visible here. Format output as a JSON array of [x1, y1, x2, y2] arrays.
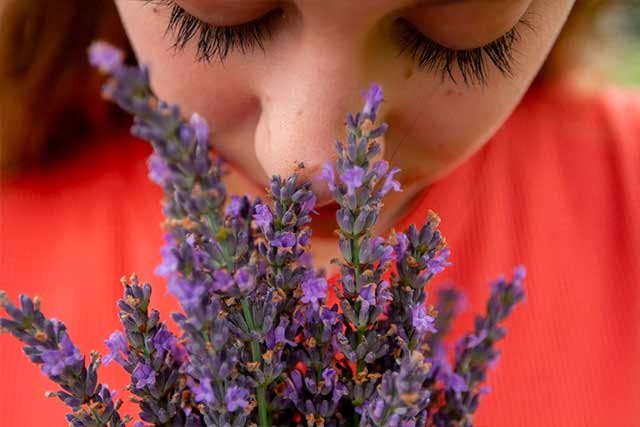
[[116, 0, 575, 208]]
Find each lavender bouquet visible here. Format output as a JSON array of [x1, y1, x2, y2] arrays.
[[0, 41, 526, 427]]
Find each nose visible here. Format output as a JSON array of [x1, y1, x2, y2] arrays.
[[253, 46, 385, 206]]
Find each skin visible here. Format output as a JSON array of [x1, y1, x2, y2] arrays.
[[115, 0, 575, 269]]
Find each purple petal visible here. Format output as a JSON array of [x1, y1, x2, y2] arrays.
[[189, 113, 209, 149], [88, 41, 124, 74], [319, 162, 336, 192], [380, 167, 402, 196], [340, 166, 364, 196], [362, 83, 384, 118]]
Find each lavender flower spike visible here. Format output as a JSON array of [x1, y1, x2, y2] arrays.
[[433, 266, 527, 426], [0, 44, 536, 427], [225, 385, 250, 412], [88, 41, 124, 74], [0, 292, 128, 426], [362, 83, 384, 121], [301, 276, 328, 307]]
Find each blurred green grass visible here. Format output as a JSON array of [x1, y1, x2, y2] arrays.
[[599, 3, 640, 86], [613, 43, 640, 85]]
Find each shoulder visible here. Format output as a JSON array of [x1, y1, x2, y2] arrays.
[[499, 81, 640, 173], [593, 85, 640, 156]]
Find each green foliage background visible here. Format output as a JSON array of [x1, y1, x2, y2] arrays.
[[600, 2, 640, 85]]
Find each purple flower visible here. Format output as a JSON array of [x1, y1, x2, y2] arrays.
[[340, 166, 364, 196], [152, 326, 176, 354], [362, 83, 384, 118], [155, 237, 178, 277], [332, 381, 347, 403], [284, 371, 301, 402], [445, 371, 468, 398], [380, 167, 402, 196], [186, 239, 207, 271], [514, 264, 527, 282], [361, 236, 384, 260], [380, 245, 394, 264], [167, 276, 205, 309], [376, 280, 392, 305], [426, 247, 452, 275], [187, 377, 215, 404], [41, 334, 83, 377], [88, 41, 124, 73], [148, 153, 169, 185], [466, 329, 488, 349], [225, 385, 250, 412], [322, 368, 336, 385], [372, 160, 389, 178], [298, 229, 312, 247], [372, 399, 385, 418], [270, 231, 297, 248], [431, 349, 468, 398], [320, 307, 339, 327], [394, 232, 410, 260], [319, 162, 336, 192], [132, 363, 155, 389], [189, 113, 209, 149], [267, 318, 296, 349], [297, 252, 313, 267], [212, 270, 234, 293], [412, 304, 437, 335], [178, 124, 195, 146], [359, 283, 376, 306], [301, 276, 328, 306], [300, 194, 317, 215], [225, 195, 244, 217], [253, 204, 273, 230], [170, 341, 188, 364], [102, 331, 127, 366], [234, 267, 255, 293]]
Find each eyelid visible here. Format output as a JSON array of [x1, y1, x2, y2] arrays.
[[149, 0, 278, 62], [172, 0, 279, 26], [396, 16, 535, 85], [406, 0, 533, 49]]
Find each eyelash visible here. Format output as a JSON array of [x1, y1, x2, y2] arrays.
[[147, 0, 279, 62], [397, 17, 534, 86], [151, 1, 533, 86]]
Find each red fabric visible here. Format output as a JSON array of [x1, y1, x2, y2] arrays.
[[1, 82, 639, 426]]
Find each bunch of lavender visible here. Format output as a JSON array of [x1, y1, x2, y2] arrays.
[[0, 40, 526, 427], [0, 292, 126, 426]]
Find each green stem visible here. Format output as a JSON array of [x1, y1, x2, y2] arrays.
[[351, 236, 363, 374], [241, 299, 269, 427], [351, 234, 365, 423]]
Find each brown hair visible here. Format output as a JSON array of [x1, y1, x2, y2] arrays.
[[536, 0, 612, 83], [0, 0, 130, 176], [0, 1, 612, 176]]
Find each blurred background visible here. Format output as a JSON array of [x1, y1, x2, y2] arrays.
[[0, 0, 639, 176], [593, 1, 640, 85]]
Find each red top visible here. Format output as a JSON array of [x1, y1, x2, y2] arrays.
[[1, 82, 639, 426]]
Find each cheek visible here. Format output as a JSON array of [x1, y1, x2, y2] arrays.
[[114, 1, 259, 142], [395, 0, 573, 179], [390, 63, 530, 178]]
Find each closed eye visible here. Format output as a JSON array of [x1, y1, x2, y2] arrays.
[[142, 0, 281, 63], [395, 16, 536, 86]]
